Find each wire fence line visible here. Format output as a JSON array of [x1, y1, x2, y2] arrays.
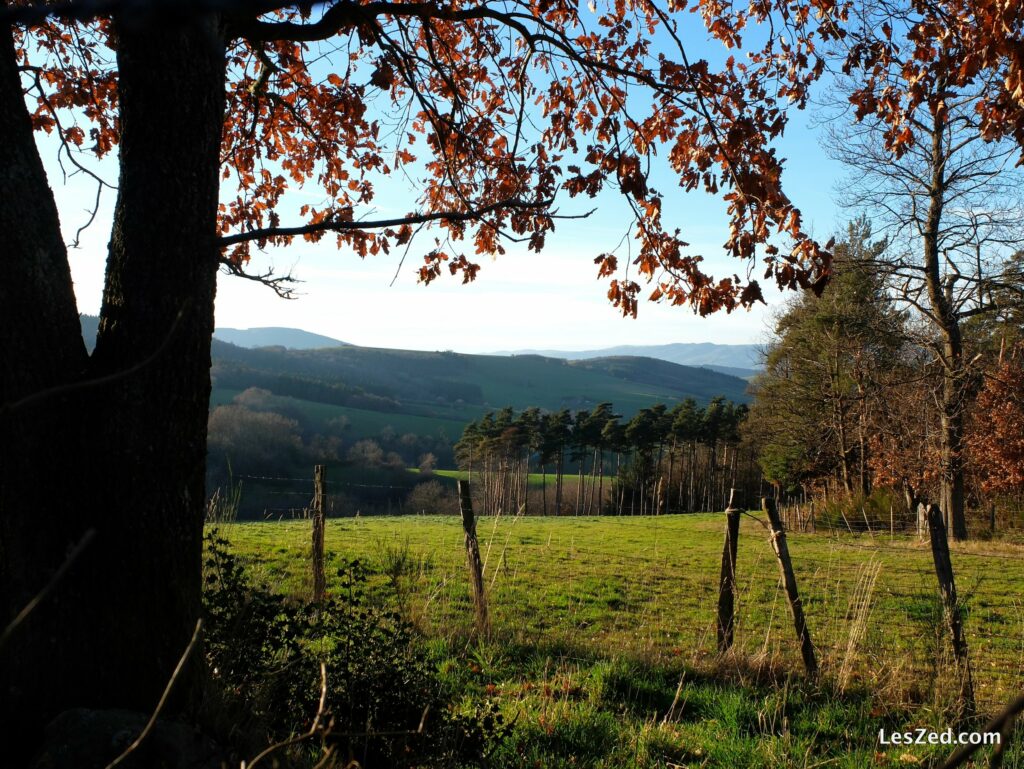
[[456, 520, 1024, 713], [238, 474, 414, 491], [217, 472, 1024, 717], [222, 501, 1024, 720], [227, 473, 1024, 539]]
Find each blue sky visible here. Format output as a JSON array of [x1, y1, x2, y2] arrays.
[[49, 16, 846, 354]]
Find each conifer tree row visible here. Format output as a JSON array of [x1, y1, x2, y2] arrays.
[[454, 399, 755, 515]]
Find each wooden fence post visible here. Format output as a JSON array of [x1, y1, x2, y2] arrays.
[[925, 503, 975, 718], [311, 464, 326, 603], [763, 497, 818, 678], [716, 493, 742, 653], [458, 479, 489, 636]]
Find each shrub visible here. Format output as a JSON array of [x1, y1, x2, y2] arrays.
[[347, 438, 385, 467], [406, 480, 459, 515], [202, 532, 505, 767], [207, 404, 303, 477], [816, 488, 904, 532]]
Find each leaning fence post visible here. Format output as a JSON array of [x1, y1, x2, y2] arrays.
[[458, 479, 489, 636], [716, 490, 742, 653], [311, 464, 326, 603], [763, 496, 818, 678], [925, 503, 975, 718]]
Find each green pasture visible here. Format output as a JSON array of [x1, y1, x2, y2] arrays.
[[214, 514, 1024, 767]]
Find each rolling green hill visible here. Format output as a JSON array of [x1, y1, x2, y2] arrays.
[[80, 316, 750, 444], [495, 341, 762, 377], [209, 341, 750, 416]]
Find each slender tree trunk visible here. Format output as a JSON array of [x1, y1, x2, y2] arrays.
[[689, 442, 697, 511], [922, 113, 968, 540], [939, 337, 967, 538], [587, 446, 598, 514], [1, 12, 225, 744], [857, 382, 869, 496], [630, 458, 637, 515], [575, 449, 585, 515], [615, 451, 623, 514], [541, 462, 548, 515], [555, 448, 563, 515], [832, 374, 853, 496], [666, 441, 676, 514], [720, 445, 729, 507], [523, 449, 530, 515], [707, 444, 717, 512]]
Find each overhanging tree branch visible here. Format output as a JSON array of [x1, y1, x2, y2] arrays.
[[217, 196, 558, 246]]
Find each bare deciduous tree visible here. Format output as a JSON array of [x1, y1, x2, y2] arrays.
[[823, 1, 1024, 537]]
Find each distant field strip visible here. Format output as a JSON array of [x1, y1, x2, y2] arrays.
[[219, 514, 1024, 711]]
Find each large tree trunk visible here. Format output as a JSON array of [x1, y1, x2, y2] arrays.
[[0, 15, 90, 745], [1, 12, 225, 745]]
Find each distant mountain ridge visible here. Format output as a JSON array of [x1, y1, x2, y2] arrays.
[[78, 317, 347, 352], [494, 342, 762, 378], [212, 326, 347, 349]]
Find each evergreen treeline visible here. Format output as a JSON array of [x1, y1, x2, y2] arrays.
[[454, 398, 757, 515]]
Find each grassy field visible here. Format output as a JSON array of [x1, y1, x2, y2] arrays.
[[215, 514, 1024, 768]]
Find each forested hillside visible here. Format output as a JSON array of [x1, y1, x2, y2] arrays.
[[79, 316, 750, 506]]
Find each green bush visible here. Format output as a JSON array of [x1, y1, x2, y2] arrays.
[[202, 532, 507, 767]]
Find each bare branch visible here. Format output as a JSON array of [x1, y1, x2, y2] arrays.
[[244, 662, 329, 769], [219, 256, 301, 299], [104, 620, 204, 769]]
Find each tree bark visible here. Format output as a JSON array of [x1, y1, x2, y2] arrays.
[[922, 111, 968, 540], [1, 12, 225, 742], [0, 15, 89, 745], [938, 336, 968, 539]]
